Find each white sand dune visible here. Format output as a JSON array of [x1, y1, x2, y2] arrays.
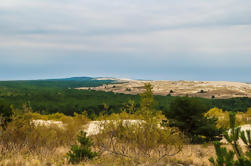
[[77, 80, 251, 99]]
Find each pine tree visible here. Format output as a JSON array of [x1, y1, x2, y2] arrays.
[[209, 112, 251, 166], [67, 131, 97, 164], [138, 83, 159, 119], [139, 83, 155, 111], [166, 97, 222, 143]]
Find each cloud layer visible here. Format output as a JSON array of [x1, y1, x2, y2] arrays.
[[0, 0, 251, 81]]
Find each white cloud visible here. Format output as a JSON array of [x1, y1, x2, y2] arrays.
[[0, 0, 251, 80]]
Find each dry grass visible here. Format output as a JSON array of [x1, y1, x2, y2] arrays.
[[0, 143, 219, 166], [79, 144, 217, 166], [167, 144, 216, 166], [0, 147, 69, 166], [0, 112, 90, 166], [0, 111, 227, 166]]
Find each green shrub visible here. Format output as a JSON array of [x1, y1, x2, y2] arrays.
[[165, 97, 222, 143], [0, 111, 89, 155], [94, 118, 183, 164], [93, 84, 183, 164], [1, 113, 69, 151], [209, 112, 251, 166], [0, 100, 13, 130], [67, 131, 97, 164]]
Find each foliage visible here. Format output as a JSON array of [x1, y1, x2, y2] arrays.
[[0, 110, 89, 154], [0, 80, 140, 117], [0, 100, 13, 130], [165, 97, 223, 143], [139, 83, 155, 111], [136, 83, 161, 120], [94, 118, 183, 164], [209, 112, 251, 166], [93, 84, 183, 164], [1, 114, 65, 152], [205, 108, 251, 129], [209, 142, 235, 166], [247, 108, 251, 115], [0, 80, 250, 119], [210, 97, 251, 112], [121, 99, 137, 114], [67, 131, 97, 164], [205, 108, 230, 129]]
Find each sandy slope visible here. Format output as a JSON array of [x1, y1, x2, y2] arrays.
[[77, 80, 251, 99]]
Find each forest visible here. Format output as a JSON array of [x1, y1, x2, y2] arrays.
[[0, 78, 251, 118]]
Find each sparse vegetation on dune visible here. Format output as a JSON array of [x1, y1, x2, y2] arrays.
[[79, 80, 251, 99]]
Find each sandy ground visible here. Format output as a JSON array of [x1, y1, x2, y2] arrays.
[[83, 120, 144, 136], [77, 80, 251, 99], [32, 119, 64, 128]]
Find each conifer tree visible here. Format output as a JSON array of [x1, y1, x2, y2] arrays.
[[209, 112, 251, 166], [67, 131, 97, 164]]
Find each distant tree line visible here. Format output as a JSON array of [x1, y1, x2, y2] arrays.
[[0, 80, 250, 118]]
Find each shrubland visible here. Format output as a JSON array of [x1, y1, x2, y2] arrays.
[[0, 82, 251, 165], [0, 103, 89, 165], [205, 107, 251, 129], [209, 112, 251, 165], [91, 84, 184, 165]]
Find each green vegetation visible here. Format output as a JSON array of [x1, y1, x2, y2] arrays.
[[92, 84, 183, 165], [94, 114, 183, 165], [0, 79, 250, 119], [1, 80, 251, 165], [67, 131, 97, 164], [209, 112, 251, 166], [0, 81, 185, 165], [205, 107, 251, 129], [0, 100, 13, 130], [0, 79, 135, 116], [165, 97, 222, 143]]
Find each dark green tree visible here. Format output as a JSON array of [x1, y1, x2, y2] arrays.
[[165, 97, 222, 143], [0, 100, 13, 130], [67, 131, 97, 164]]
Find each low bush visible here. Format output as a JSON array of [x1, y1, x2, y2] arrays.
[[209, 112, 251, 166], [67, 131, 98, 164], [205, 107, 251, 129], [93, 116, 184, 165], [0, 111, 89, 156]]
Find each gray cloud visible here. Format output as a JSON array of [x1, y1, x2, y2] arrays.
[[0, 0, 251, 81]]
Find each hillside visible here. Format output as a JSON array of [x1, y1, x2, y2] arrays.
[[77, 79, 251, 99], [1, 77, 250, 115]]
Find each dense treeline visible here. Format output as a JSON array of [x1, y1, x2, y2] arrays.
[[156, 96, 251, 113], [0, 79, 137, 117], [0, 79, 250, 118]]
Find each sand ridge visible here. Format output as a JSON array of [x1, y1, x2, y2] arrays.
[[77, 79, 251, 99]]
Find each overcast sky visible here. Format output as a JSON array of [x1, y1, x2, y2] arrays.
[[0, 0, 251, 81]]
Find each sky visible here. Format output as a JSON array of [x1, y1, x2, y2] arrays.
[[0, 0, 251, 81]]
